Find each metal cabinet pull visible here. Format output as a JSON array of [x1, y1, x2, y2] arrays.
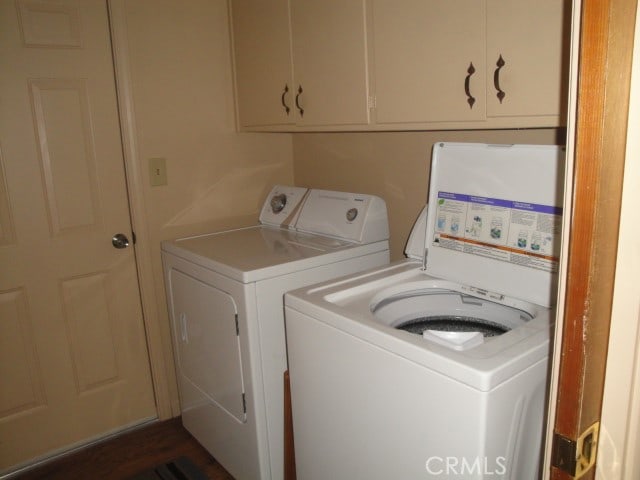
[[494, 55, 506, 103], [179, 313, 188, 343], [281, 84, 290, 115], [295, 85, 304, 117], [464, 62, 476, 109]]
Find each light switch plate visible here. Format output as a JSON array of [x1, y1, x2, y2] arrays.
[[149, 157, 167, 186]]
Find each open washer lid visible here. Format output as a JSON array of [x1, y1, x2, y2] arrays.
[[413, 142, 565, 307]]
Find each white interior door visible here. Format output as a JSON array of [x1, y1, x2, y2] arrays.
[[0, 0, 156, 472]]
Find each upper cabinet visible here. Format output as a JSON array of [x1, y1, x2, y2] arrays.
[[231, 0, 294, 128], [230, 0, 571, 131], [290, 0, 370, 127], [485, 0, 570, 121], [231, 0, 370, 130], [370, 0, 486, 125], [370, 0, 571, 129]]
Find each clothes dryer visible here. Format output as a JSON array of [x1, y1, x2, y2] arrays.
[[285, 143, 565, 479], [161, 185, 389, 480]]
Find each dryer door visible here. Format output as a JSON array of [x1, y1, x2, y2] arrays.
[[169, 269, 246, 422]]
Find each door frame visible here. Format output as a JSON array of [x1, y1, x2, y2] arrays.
[[544, 0, 637, 478], [107, 0, 174, 419]]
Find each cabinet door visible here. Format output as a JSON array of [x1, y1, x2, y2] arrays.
[[371, 0, 486, 125], [486, 0, 570, 119], [231, 0, 294, 128], [290, 0, 370, 127]]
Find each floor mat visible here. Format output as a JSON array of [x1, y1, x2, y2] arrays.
[[128, 456, 210, 480]]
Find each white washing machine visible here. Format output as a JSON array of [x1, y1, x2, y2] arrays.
[[161, 185, 390, 480], [285, 143, 565, 480]]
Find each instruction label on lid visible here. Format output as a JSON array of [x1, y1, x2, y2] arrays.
[[432, 191, 562, 273]]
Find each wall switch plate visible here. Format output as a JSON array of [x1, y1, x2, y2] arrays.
[[149, 157, 167, 186]]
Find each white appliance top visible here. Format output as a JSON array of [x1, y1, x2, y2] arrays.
[[285, 261, 552, 391], [162, 185, 390, 283], [407, 142, 565, 307]]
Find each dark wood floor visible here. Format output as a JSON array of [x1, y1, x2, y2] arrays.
[[11, 418, 234, 480]]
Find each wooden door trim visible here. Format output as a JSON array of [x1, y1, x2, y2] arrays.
[[107, 0, 175, 419], [550, 0, 637, 478]]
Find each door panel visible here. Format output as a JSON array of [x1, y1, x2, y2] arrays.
[[30, 79, 102, 235], [169, 269, 246, 423], [0, 0, 156, 472]]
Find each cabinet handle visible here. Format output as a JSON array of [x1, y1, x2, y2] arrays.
[[464, 62, 476, 109], [494, 55, 506, 103], [281, 84, 291, 115], [295, 85, 304, 117], [179, 312, 188, 343]]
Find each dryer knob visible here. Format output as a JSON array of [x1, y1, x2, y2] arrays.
[[346, 208, 358, 222], [270, 193, 287, 214]]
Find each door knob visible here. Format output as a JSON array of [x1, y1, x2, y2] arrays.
[[112, 233, 130, 249]]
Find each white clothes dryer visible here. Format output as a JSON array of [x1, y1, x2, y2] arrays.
[[285, 143, 565, 480], [161, 185, 390, 480]]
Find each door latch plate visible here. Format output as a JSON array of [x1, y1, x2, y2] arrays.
[[552, 422, 599, 479]]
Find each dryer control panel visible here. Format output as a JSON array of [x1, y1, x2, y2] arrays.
[[259, 185, 309, 228], [259, 185, 389, 244], [295, 189, 389, 244]]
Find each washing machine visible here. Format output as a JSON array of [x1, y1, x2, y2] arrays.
[[285, 143, 565, 480], [161, 185, 390, 480]]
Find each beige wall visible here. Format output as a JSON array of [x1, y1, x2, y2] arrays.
[[121, 0, 294, 411], [293, 129, 565, 260]]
